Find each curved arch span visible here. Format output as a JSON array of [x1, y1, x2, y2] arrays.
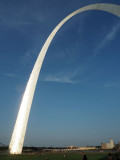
[[9, 3, 120, 154]]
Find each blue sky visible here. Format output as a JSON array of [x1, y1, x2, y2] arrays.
[[0, 0, 120, 147]]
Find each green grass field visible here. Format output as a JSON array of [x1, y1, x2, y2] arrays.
[[0, 152, 118, 160]]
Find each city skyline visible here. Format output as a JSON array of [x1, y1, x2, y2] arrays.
[[0, 0, 120, 147]]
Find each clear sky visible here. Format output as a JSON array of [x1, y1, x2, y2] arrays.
[[0, 0, 120, 147]]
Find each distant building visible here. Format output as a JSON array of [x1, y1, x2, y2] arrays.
[[66, 145, 96, 151], [77, 147, 96, 150], [101, 139, 114, 149], [66, 145, 77, 149]]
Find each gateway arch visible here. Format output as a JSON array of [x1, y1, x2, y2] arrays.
[[9, 3, 120, 154]]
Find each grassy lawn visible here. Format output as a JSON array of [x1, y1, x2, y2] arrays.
[[0, 152, 114, 160]]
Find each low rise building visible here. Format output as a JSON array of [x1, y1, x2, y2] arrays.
[[66, 145, 77, 149], [77, 147, 96, 150]]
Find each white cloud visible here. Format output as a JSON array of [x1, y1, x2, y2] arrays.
[[41, 76, 75, 84], [4, 73, 15, 77], [94, 22, 120, 55], [104, 82, 120, 88], [0, 9, 30, 27], [21, 42, 41, 65], [40, 70, 78, 84], [39, 67, 89, 84], [0, 4, 46, 27]]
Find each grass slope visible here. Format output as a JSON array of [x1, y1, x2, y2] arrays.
[[0, 152, 111, 160]]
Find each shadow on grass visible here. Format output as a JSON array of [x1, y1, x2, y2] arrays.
[[98, 152, 120, 160], [98, 157, 107, 160]]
